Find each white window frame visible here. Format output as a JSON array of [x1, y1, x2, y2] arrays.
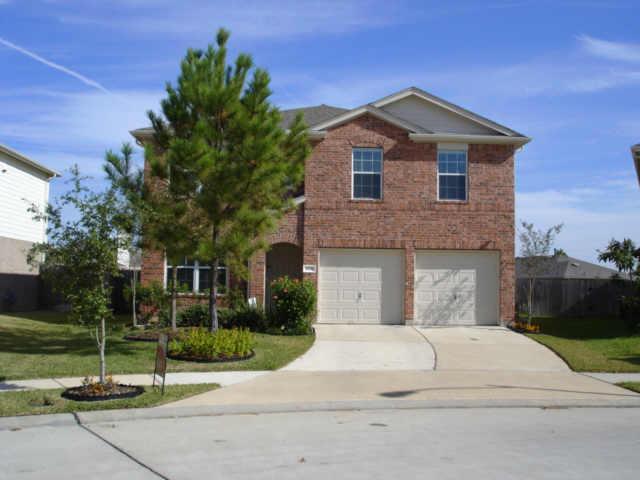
[[437, 148, 468, 202], [351, 147, 383, 200], [165, 258, 229, 294]]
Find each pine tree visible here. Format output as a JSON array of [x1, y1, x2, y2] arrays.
[[146, 28, 310, 331]]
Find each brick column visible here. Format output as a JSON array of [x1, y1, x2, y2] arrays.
[[248, 251, 266, 307], [404, 244, 415, 324]]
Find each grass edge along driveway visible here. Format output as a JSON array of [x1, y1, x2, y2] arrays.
[[524, 316, 640, 373], [0, 311, 315, 381], [0, 383, 218, 417]]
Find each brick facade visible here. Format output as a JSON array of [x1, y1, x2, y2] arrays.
[[249, 113, 516, 324]]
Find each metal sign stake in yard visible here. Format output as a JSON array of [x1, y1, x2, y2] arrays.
[[153, 333, 168, 394]]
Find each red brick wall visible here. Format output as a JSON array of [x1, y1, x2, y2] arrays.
[[254, 113, 516, 324]]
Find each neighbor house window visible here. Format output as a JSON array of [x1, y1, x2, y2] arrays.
[[352, 147, 382, 199], [166, 257, 227, 293], [437, 150, 467, 201]]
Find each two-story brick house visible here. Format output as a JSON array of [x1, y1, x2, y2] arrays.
[[132, 87, 529, 326]]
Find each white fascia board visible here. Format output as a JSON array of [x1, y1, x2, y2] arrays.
[[373, 87, 523, 137], [0, 143, 59, 178], [409, 133, 531, 147], [309, 105, 426, 133]]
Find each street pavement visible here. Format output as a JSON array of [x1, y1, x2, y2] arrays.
[[2, 406, 640, 479]]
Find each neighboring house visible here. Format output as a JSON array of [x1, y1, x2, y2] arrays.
[[632, 143, 639, 187], [516, 254, 632, 317], [516, 255, 623, 280], [132, 86, 530, 326], [0, 143, 58, 311]]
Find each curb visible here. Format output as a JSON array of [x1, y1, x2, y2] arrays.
[[4, 397, 640, 431]]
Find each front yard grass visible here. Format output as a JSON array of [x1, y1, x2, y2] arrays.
[[524, 316, 640, 372], [0, 311, 314, 380], [618, 382, 640, 394], [0, 383, 217, 417]]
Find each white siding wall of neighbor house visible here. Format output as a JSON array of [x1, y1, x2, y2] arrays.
[[0, 150, 49, 244], [380, 96, 499, 135]]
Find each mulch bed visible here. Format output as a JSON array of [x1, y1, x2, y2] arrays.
[[167, 350, 255, 363], [61, 384, 145, 402], [123, 329, 183, 342]]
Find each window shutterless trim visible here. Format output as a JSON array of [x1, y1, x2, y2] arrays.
[[437, 149, 468, 202], [351, 147, 383, 200], [165, 259, 229, 294]]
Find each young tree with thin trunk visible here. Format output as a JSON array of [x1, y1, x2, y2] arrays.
[[28, 168, 123, 384], [104, 143, 144, 328], [518, 221, 563, 325], [146, 28, 310, 331]]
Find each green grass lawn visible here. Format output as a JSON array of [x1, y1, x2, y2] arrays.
[[525, 316, 640, 372], [0, 311, 314, 380], [618, 382, 640, 393], [0, 383, 217, 417]]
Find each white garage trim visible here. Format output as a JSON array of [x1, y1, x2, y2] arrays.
[[414, 250, 499, 326], [318, 249, 404, 324]]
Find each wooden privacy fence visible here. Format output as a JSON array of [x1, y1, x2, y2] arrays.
[[516, 278, 636, 317]]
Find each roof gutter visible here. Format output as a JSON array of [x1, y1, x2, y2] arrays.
[[409, 133, 531, 147], [0, 143, 59, 178]]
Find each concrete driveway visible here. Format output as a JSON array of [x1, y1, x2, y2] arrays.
[[283, 325, 435, 371], [417, 326, 570, 372]]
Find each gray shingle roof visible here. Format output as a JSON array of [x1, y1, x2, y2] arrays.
[[516, 255, 625, 280], [280, 104, 348, 130]]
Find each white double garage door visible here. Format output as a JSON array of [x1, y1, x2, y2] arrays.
[[318, 249, 499, 325]]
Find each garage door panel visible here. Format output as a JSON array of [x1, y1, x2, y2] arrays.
[[318, 249, 404, 324], [415, 251, 498, 326]]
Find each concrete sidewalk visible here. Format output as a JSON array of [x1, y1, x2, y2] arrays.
[[583, 372, 640, 384], [164, 369, 640, 408], [0, 371, 268, 392]]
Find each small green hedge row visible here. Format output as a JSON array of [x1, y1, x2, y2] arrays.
[[168, 328, 254, 360]]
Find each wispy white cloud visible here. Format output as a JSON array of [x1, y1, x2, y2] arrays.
[[57, 0, 402, 38], [578, 34, 640, 63], [0, 36, 110, 93], [516, 176, 640, 262]]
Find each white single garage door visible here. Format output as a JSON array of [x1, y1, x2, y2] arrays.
[[318, 249, 404, 324], [414, 250, 499, 326]]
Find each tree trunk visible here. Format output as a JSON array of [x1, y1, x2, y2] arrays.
[[99, 316, 106, 384], [132, 270, 138, 328], [209, 257, 219, 332], [171, 265, 178, 331], [527, 277, 535, 326]]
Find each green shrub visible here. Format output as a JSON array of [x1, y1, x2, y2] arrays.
[[136, 281, 168, 324], [179, 304, 210, 328], [269, 276, 316, 335], [169, 328, 254, 359], [220, 303, 268, 331]]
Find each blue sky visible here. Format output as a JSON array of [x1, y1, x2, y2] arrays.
[[1, 0, 639, 263]]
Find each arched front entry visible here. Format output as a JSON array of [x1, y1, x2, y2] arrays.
[[265, 242, 303, 311]]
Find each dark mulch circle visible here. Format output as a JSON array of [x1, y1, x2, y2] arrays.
[[123, 329, 183, 342], [167, 350, 255, 363], [61, 384, 145, 402]]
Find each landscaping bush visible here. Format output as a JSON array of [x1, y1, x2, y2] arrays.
[[220, 303, 268, 331], [179, 304, 210, 328], [136, 281, 168, 324], [168, 328, 254, 360], [620, 294, 640, 331], [269, 276, 316, 335]]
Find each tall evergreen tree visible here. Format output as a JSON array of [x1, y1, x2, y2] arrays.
[[146, 28, 310, 331]]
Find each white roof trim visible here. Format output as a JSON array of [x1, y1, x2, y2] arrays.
[[310, 105, 430, 133], [293, 195, 305, 205], [372, 87, 523, 137], [409, 133, 531, 147], [0, 143, 59, 178]]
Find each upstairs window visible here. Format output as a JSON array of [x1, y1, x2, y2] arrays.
[[352, 147, 382, 200], [166, 257, 228, 293], [437, 150, 467, 201]]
